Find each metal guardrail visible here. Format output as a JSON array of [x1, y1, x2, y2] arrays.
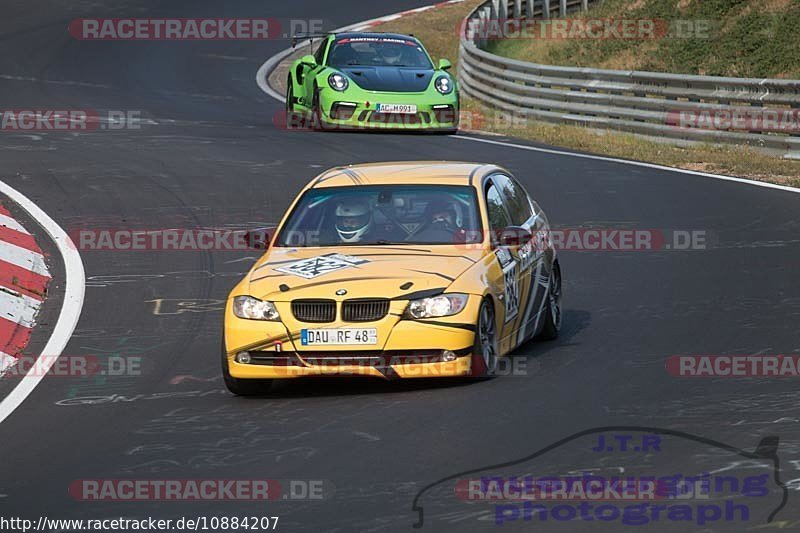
[[459, 0, 800, 152]]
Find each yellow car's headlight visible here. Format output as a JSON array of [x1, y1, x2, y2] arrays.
[[406, 294, 468, 319], [233, 296, 280, 321]]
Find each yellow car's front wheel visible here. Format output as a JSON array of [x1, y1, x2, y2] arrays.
[[471, 298, 498, 378]]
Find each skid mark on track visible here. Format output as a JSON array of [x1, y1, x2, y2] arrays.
[[147, 298, 225, 315]]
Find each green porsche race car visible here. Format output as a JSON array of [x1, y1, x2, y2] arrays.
[[286, 32, 459, 132]]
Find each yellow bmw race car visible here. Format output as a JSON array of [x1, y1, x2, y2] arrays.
[[222, 162, 562, 395]]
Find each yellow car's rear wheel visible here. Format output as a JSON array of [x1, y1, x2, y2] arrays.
[[538, 261, 562, 341]]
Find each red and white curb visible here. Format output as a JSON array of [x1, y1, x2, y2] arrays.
[[0, 203, 51, 375], [0, 181, 84, 425], [347, 0, 466, 31]]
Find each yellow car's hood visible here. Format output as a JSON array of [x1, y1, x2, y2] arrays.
[[248, 246, 485, 301]]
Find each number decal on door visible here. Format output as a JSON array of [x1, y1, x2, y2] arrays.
[[503, 261, 520, 323]]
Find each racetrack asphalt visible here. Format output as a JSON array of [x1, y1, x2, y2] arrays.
[[0, 0, 799, 531]]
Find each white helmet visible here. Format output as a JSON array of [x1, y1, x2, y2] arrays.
[[336, 200, 372, 243], [378, 42, 404, 65]]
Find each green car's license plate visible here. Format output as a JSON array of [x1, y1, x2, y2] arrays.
[[376, 104, 417, 114]]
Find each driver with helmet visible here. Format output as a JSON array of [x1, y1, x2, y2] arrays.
[[410, 199, 462, 243], [376, 42, 405, 66], [335, 199, 373, 243]]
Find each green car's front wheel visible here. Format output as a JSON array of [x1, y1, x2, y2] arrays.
[[311, 83, 325, 131], [285, 76, 294, 114]]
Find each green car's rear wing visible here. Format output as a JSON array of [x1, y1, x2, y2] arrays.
[[291, 32, 334, 49]]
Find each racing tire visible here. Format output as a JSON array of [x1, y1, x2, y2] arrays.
[[537, 262, 562, 341], [221, 340, 273, 396], [311, 83, 326, 131], [285, 77, 305, 130], [471, 298, 498, 377], [285, 76, 294, 114]]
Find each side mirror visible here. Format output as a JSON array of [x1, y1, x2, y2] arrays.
[[245, 228, 275, 251], [499, 226, 532, 247], [438, 58, 452, 71], [300, 55, 317, 67]]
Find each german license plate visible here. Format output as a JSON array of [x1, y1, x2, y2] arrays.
[[300, 328, 378, 346], [376, 103, 417, 114]]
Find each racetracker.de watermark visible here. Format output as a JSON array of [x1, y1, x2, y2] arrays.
[[68, 18, 324, 40], [456, 476, 671, 502], [0, 355, 141, 378], [460, 18, 714, 40], [68, 479, 329, 501], [0, 110, 143, 131], [70, 227, 708, 252], [231, 353, 531, 378], [273, 109, 568, 132], [667, 355, 800, 377], [454, 228, 708, 252], [542, 229, 706, 252], [70, 228, 271, 251], [274, 109, 466, 131], [667, 108, 800, 134]]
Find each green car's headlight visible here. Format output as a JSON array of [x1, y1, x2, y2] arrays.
[[233, 296, 280, 321], [434, 75, 453, 95], [406, 294, 468, 319], [328, 73, 349, 92]]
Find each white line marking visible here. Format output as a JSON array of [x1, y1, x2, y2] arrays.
[[0, 213, 29, 234], [0, 289, 41, 328], [0, 73, 113, 89], [0, 240, 49, 276], [451, 135, 800, 194], [0, 181, 85, 425]]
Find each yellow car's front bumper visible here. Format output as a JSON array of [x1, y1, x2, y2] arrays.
[[226, 353, 473, 379], [224, 296, 480, 380]]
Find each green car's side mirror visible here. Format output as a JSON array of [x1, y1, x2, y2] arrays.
[[438, 58, 452, 71], [300, 55, 317, 67]]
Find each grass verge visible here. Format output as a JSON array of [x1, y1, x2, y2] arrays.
[[487, 0, 800, 79]]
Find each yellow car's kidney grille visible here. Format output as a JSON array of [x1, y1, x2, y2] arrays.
[[342, 299, 390, 322], [291, 299, 336, 323]]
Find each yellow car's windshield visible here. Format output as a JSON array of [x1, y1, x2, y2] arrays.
[[276, 185, 483, 247]]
